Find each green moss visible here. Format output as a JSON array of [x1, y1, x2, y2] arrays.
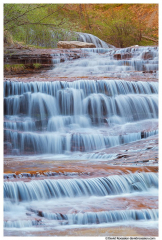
[[4, 64, 25, 72], [33, 63, 41, 69], [26, 44, 50, 49]]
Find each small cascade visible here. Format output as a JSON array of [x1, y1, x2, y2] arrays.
[[77, 32, 115, 48], [79, 153, 117, 160], [4, 209, 158, 228], [4, 117, 36, 131], [57, 88, 84, 115], [4, 92, 58, 118], [4, 129, 158, 154], [40, 209, 158, 225], [4, 172, 158, 202], [4, 220, 42, 228], [83, 93, 158, 123]]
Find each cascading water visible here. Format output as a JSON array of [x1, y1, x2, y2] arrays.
[[4, 79, 158, 155], [33, 209, 159, 225], [4, 45, 159, 236], [49, 46, 158, 78], [77, 32, 115, 48], [4, 172, 158, 202]]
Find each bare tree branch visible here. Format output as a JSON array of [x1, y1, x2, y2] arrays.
[[4, 4, 15, 18], [5, 20, 66, 31]]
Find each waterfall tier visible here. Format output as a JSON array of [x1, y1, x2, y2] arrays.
[[77, 32, 115, 48], [4, 172, 158, 202], [4, 209, 158, 228]]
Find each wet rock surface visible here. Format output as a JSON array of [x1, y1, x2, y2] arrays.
[[114, 53, 132, 60], [4, 48, 87, 64], [4, 48, 88, 76]]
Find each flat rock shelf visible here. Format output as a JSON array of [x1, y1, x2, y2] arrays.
[[4, 45, 158, 237]]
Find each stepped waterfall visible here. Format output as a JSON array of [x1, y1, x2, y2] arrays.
[[4, 79, 158, 155], [4, 43, 158, 236]]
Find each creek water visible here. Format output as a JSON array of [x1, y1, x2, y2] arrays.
[[4, 43, 158, 236]]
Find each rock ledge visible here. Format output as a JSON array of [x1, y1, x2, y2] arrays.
[[57, 41, 96, 49]]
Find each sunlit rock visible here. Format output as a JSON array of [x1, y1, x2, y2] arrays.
[[57, 41, 96, 49]]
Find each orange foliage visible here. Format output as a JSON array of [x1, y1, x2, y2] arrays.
[[63, 4, 158, 40]]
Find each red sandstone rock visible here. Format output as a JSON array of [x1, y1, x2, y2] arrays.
[[142, 51, 154, 60], [114, 53, 132, 60]]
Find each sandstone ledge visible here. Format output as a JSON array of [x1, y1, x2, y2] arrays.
[[57, 41, 96, 49]]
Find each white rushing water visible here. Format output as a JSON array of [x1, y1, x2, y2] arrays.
[[4, 172, 158, 230], [4, 172, 158, 202], [4, 78, 158, 155], [77, 32, 115, 48], [48, 46, 158, 78]]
